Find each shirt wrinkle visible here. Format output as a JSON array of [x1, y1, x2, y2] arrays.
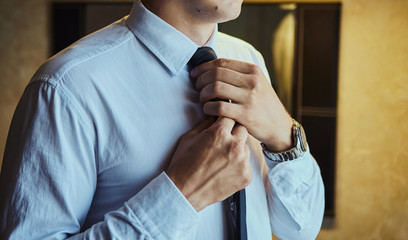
[[0, 1, 324, 239]]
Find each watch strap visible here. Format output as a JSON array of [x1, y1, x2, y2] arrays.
[[261, 119, 307, 162]]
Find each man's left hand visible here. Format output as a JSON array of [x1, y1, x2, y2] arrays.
[[190, 58, 293, 152]]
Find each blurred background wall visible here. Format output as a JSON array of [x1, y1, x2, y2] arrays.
[[0, 0, 407, 239]]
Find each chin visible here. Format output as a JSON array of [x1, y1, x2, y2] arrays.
[[216, 2, 242, 23], [191, 0, 243, 24]]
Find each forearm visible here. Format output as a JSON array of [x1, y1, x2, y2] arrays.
[[1, 172, 198, 240], [67, 173, 198, 240]]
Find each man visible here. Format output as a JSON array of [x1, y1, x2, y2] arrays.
[[0, 0, 324, 239]]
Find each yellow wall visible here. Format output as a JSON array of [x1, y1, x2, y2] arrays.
[[319, 0, 408, 239], [0, 0, 48, 166], [1, 0, 408, 239]]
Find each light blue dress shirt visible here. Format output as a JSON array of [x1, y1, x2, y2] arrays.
[[0, 1, 324, 239]]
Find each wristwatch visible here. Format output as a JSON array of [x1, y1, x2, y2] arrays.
[[261, 119, 308, 162]]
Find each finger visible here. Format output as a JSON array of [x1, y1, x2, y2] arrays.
[[212, 116, 236, 133], [199, 81, 247, 104], [190, 58, 257, 79], [195, 67, 249, 91], [189, 117, 215, 135], [231, 124, 248, 141], [203, 101, 243, 122]]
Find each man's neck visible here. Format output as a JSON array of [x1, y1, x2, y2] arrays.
[[141, 0, 216, 46]]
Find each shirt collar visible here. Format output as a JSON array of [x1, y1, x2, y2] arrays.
[[126, 1, 218, 75]]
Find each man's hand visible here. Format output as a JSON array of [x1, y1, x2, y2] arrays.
[[190, 58, 293, 152], [166, 117, 251, 212]]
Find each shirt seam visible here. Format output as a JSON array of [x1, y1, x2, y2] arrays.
[[25, 78, 99, 174], [45, 32, 135, 87]]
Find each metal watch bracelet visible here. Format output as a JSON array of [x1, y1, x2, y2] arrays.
[[261, 119, 308, 162]]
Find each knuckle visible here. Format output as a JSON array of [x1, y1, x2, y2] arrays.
[[247, 89, 257, 105], [213, 68, 223, 80], [217, 58, 229, 68], [242, 170, 252, 186], [249, 64, 260, 74], [230, 139, 244, 155], [237, 159, 252, 186], [213, 81, 223, 95], [215, 102, 227, 115], [214, 124, 229, 139], [248, 77, 260, 90], [232, 142, 249, 163]]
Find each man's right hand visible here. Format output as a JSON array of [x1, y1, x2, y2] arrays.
[[166, 117, 252, 212]]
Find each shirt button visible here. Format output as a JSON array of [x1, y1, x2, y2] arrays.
[[230, 201, 236, 212]]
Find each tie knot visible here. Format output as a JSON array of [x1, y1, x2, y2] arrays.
[[188, 47, 217, 69]]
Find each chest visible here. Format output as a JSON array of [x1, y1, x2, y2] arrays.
[[88, 66, 204, 197]]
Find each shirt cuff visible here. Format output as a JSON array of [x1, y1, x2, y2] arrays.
[[125, 172, 199, 239], [267, 148, 316, 230]]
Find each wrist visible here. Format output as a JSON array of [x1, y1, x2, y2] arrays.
[[263, 117, 293, 152], [263, 135, 292, 153], [165, 169, 208, 212], [261, 119, 308, 162]]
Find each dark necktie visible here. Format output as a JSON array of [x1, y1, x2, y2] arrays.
[[188, 47, 248, 240]]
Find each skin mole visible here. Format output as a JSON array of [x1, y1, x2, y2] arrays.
[[214, 6, 218, 10]]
